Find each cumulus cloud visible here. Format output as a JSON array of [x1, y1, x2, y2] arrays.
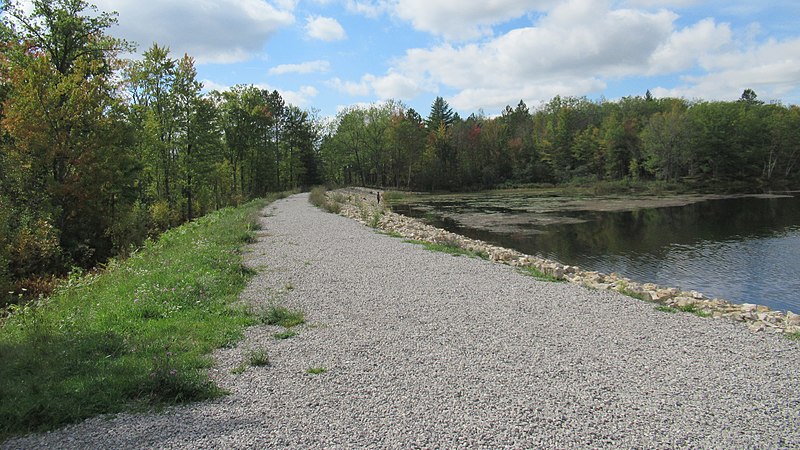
[[280, 85, 320, 107], [200, 79, 231, 93], [393, 0, 555, 41], [381, 0, 680, 109], [269, 60, 331, 75], [94, 0, 294, 64], [345, 0, 392, 18], [335, 0, 794, 112], [653, 37, 800, 101], [329, 72, 428, 100], [328, 77, 373, 96], [305, 16, 347, 41], [648, 18, 732, 74]]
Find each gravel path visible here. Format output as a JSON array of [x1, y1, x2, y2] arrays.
[[5, 193, 800, 449]]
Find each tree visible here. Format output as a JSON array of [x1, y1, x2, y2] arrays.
[[2, 0, 138, 268], [739, 88, 763, 106], [641, 104, 690, 180], [2, 0, 131, 76], [426, 96, 455, 131]]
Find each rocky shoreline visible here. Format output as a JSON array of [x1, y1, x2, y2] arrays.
[[329, 187, 800, 336]]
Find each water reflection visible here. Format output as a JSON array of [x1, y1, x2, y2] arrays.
[[395, 196, 800, 313]]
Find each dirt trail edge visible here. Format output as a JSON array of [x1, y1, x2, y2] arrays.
[[5, 193, 799, 449]]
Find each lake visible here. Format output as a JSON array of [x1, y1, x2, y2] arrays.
[[391, 191, 800, 314]]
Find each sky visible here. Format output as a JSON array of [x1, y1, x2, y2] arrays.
[[83, 0, 800, 117]]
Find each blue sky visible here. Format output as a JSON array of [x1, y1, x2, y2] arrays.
[[88, 0, 800, 117]]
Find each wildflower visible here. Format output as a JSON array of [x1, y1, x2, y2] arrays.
[[169, 369, 177, 377]]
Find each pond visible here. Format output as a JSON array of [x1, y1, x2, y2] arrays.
[[391, 191, 800, 314]]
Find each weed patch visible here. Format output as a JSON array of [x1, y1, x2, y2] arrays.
[[655, 305, 678, 313], [519, 266, 564, 282], [308, 187, 342, 214], [247, 349, 270, 367], [619, 288, 649, 302], [307, 367, 327, 375], [273, 329, 297, 340], [404, 239, 487, 260], [677, 304, 712, 318], [261, 306, 305, 328]]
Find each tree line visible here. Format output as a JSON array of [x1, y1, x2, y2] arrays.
[[0, 0, 320, 303], [319, 91, 800, 191]]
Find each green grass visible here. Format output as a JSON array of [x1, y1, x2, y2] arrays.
[[273, 329, 297, 340], [404, 239, 489, 260], [0, 194, 287, 441], [306, 367, 327, 375], [261, 305, 305, 328], [677, 304, 712, 318], [246, 349, 270, 367], [619, 288, 649, 302], [308, 186, 341, 214], [381, 231, 404, 238], [519, 266, 564, 282], [787, 332, 800, 341], [655, 305, 678, 313]]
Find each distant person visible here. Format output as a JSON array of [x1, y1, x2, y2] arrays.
[[377, 191, 381, 204]]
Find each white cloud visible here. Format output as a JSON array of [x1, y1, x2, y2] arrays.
[[345, 0, 392, 18], [648, 18, 732, 74], [200, 79, 231, 93], [329, 77, 373, 96], [370, 72, 427, 99], [305, 16, 347, 41], [329, 72, 429, 100], [95, 0, 294, 64], [269, 60, 331, 75], [336, 0, 798, 112], [279, 85, 320, 107], [393, 0, 554, 41], [653, 37, 800, 102], [378, 0, 679, 110]]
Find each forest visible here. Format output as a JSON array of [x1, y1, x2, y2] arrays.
[[2, 0, 800, 306], [319, 93, 800, 192], [0, 0, 321, 304]]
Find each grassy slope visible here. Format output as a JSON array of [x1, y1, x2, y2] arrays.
[[0, 194, 285, 441]]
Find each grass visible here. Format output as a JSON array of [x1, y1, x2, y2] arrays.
[[787, 332, 800, 341], [308, 186, 341, 214], [676, 304, 712, 318], [307, 367, 327, 375], [261, 305, 305, 328], [655, 305, 679, 313], [519, 266, 564, 283], [0, 193, 288, 441], [246, 349, 270, 367], [369, 209, 384, 228], [273, 329, 297, 340], [404, 239, 489, 260], [619, 288, 649, 302]]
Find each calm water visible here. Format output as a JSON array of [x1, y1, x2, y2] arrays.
[[394, 195, 800, 313]]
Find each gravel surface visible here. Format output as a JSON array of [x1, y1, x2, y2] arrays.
[[5, 193, 800, 449]]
